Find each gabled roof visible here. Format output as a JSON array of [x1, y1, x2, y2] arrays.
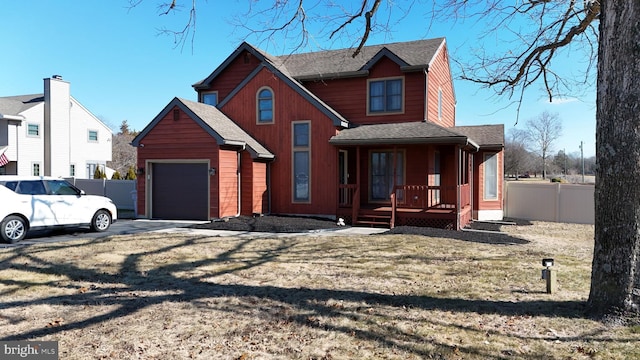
[[0, 94, 44, 118], [192, 39, 447, 128], [132, 97, 274, 160], [193, 42, 349, 128], [276, 38, 445, 80], [453, 125, 505, 149], [329, 120, 479, 150]]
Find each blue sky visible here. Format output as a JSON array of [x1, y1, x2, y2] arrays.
[[0, 1, 596, 157]]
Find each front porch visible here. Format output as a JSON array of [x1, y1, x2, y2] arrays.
[[337, 183, 472, 230]]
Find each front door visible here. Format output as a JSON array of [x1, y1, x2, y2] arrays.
[[370, 150, 404, 201]]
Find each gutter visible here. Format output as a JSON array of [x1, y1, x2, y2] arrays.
[[0, 114, 26, 122]]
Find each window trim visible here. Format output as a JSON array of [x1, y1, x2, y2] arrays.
[[201, 91, 218, 106], [256, 86, 274, 124], [88, 129, 99, 143], [366, 77, 405, 115], [26, 123, 40, 138], [368, 149, 405, 203], [292, 120, 311, 203], [483, 152, 499, 201]]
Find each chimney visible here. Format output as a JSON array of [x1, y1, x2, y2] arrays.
[[44, 75, 71, 177]]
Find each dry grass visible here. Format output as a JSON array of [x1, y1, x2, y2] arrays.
[[1, 221, 638, 359]]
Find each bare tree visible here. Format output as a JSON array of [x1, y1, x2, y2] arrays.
[[523, 111, 562, 179], [108, 120, 138, 178], [133, 0, 640, 318], [504, 128, 533, 178]]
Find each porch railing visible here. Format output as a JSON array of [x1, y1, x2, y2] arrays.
[[393, 185, 457, 209], [338, 184, 357, 207], [340, 184, 469, 210]]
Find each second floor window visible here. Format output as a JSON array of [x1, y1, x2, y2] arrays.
[[369, 78, 403, 113], [257, 88, 273, 123], [88, 130, 98, 142], [27, 123, 40, 137], [202, 92, 218, 106]]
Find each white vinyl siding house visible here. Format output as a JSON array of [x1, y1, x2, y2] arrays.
[[0, 76, 112, 178]]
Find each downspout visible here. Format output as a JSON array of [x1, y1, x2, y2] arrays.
[[470, 151, 475, 221], [456, 145, 461, 230], [266, 162, 272, 215]]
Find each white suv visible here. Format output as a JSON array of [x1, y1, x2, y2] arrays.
[[0, 176, 117, 243]]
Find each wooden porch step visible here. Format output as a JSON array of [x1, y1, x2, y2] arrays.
[[356, 214, 391, 228]]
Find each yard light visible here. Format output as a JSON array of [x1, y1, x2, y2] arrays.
[[541, 258, 556, 294]]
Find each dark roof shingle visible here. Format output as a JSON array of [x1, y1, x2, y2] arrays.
[[277, 38, 445, 80]]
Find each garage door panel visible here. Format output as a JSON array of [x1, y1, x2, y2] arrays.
[[152, 163, 209, 220]]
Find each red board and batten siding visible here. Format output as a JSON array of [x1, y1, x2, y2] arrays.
[[302, 56, 428, 125], [136, 106, 221, 219], [218, 149, 239, 218], [474, 150, 504, 212], [219, 67, 340, 216], [202, 50, 263, 101], [426, 43, 455, 127], [240, 152, 269, 215]]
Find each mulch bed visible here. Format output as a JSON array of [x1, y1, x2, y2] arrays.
[[189, 215, 341, 233]]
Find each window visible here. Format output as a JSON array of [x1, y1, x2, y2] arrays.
[[292, 122, 310, 202], [16, 181, 46, 195], [70, 164, 76, 177], [32, 163, 41, 176], [370, 151, 404, 201], [202, 92, 218, 106], [257, 87, 273, 123], [27, 123, 40, 137], [484, 153, 498, 200], [88, 130, 98, 142], [368, 78, 403, 114]]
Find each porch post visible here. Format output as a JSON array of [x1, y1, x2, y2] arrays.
[[352, 146, 361, 224], [456, 145, 461, 230]]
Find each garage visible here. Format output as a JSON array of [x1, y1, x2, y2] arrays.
[[151, 162, 209, 220]]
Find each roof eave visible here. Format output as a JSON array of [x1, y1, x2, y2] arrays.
[[329, 136, 471, 146], [0, 113, 26, 122]]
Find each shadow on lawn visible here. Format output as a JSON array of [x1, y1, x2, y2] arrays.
[[0, 233, 614, 359]]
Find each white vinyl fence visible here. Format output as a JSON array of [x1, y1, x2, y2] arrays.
[[504, 181, 594, 224], [65, 178, 137, 218]]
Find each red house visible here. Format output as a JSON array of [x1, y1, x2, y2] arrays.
[[132, 38, 504, 229]]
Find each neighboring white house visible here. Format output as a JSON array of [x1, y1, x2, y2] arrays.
[[0, 76, 112, 178]]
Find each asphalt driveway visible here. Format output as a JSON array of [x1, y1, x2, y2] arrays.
[[0, 219, 206, 249]]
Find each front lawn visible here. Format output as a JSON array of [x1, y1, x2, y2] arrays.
[[1, 221, 637, 359]]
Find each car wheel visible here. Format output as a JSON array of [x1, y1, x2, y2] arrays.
[[1, 215, 28, 244], [91, 210, 112, 232]]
